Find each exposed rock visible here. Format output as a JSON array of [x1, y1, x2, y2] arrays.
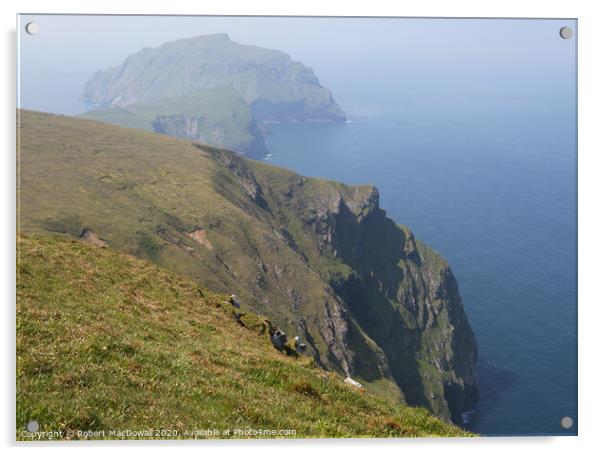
[[186, 228, 214, 251], [319, 299, 352, 375], [81, 88, 269, 158], [79, 229, 107, 247], [198, 145, 269, 210]]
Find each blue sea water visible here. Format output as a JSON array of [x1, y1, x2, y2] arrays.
[[18, 15, 577, 437], [264, 94, 577, 436]]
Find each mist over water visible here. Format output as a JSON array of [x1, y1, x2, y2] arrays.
[[18, 15, 577, 436]]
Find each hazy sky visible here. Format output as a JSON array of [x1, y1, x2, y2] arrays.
[[17, 15, 577, 114]]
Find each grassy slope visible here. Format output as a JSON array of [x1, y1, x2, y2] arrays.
[[16, 235, 470, 439], [17, 110, 389, 384], [81, 87, 261, 153], [17, 110, 477, 422]]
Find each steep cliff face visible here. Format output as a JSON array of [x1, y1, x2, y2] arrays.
[[80, 34, 346, 155], [151, 112, 267, 157], [308, 189, 479, 422], [19, 110, 477, 424], [252, 165, 479, 422], [81, 87, 268, 157]]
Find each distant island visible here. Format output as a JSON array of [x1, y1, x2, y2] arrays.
[[81, 33, 346, 157]]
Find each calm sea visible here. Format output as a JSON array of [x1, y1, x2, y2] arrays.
[[264, 93, 577, 435]]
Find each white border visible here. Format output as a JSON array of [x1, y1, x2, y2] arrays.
[[2, 1, 601, 454]]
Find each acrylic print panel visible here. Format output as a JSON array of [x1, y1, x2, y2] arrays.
[[16, 15, 577, 440]]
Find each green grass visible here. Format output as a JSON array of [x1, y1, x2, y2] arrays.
[[17, 109, 386, 382], [16, 235, 471, 440], [17, 109, 478, 425], [80, 86, 261, 153], [79, 107, 155, 132]]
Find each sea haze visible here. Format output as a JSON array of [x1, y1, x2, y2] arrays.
[[265, 24, 577, 435], [18, 15, 577, 436]]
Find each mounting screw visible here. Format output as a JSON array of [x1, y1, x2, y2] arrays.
[[559, 27, 573, 39], [560, 416, 573, 429], [25, 22, 39, 35]]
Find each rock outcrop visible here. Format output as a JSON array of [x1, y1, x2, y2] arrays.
[[252, 161, 479, 423], [81, 87, 268, 157]]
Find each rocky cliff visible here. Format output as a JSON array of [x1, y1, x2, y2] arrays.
[[81, 87, 268, 157], [80, 34, 346, 156], [18, 110, 477, 424], [251, 160, 479, 423]]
